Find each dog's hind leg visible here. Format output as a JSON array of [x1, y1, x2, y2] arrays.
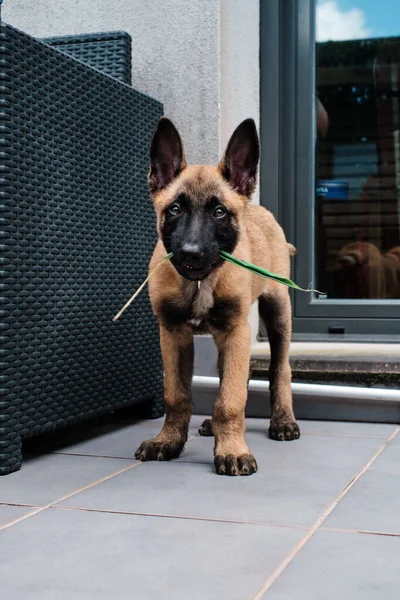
[[135, 324, 194, 461], [258, 292, 300, 441], [198, 419, 213, 436]]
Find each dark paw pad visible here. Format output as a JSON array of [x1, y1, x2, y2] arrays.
[[198, 418, 213, 437], [214, 453, 258, 476], [269, 421, 300, 441], [135, 439, 184, 461]]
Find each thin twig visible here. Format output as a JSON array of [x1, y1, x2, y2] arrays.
[[112, 254, 172, 321]]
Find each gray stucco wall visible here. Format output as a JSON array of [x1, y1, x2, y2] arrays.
[[3, 0, 220, 165], [4, 0, 259, 169], [4, 0, 260, 338]]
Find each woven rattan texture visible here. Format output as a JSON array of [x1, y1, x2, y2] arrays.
[[0, 24, 164, 474], [42, 31, 132, 84]]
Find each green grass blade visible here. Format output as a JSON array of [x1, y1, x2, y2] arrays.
[[219, 250, 319, 293]]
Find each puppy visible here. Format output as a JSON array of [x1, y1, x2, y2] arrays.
[[135, 117, 300, 476]]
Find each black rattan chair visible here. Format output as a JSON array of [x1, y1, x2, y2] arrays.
[[42, 31, 132, 85], [0, 23, 164, 475]]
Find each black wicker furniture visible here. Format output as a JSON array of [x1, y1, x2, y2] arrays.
[[0, 23, 164, 475], [42, 31, 132, 85]]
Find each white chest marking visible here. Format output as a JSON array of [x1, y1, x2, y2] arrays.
[[186, 279, 214, 326]]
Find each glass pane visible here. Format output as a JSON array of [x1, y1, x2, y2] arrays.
[[315, 1, 400, 299]]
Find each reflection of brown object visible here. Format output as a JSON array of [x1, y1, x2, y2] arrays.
[[316, 98, 329, 138], [386, 246, 400, 262], [337, 241, 400, 299]]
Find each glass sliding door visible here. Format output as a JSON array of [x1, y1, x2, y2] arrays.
[[261, 0, 400, 338], [316, 3, 400, 302]]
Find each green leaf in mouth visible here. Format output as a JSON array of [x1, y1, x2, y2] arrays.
[[219, 250, 321, 293], [113, 250, 321, 322]]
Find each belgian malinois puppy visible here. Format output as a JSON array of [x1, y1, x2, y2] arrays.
[[135, 117, 300, 475]]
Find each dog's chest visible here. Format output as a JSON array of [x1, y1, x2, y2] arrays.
[[159, 280, 239, 332], [185, 280, 214, 326]]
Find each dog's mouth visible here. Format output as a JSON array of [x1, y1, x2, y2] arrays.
[[177, 263, 213, 281], [171, 259, 220, 281]]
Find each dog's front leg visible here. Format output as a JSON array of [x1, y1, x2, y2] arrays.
[[211, 321, 257, 476], [135, 324, 193, 461]]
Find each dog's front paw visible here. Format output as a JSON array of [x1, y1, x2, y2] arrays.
[[269, 420, 300, 441], [135, 438, 185, 461], [214, 453, 258, 476]]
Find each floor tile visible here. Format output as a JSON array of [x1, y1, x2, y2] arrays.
[[179, 429, 384, 473], [0, 454, 135, 506], [59, 460, 360, 527], [188, 414, 212, 429], [288, 420, 397, 438], [367, 438, 400, 475], [190, 416, 397, 438], [324, 470, 400, 534], [261, 530, 400, 599], [0, 505, 36, 528], [23, 417, 170, 456], [53, 425, 176, 459], [53, 419, 202, 459], [0, 508, 304, 600]]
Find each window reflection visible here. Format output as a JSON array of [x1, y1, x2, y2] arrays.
[[315, 3, 400, 299]]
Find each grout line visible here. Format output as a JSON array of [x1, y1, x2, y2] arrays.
[[2, 500, 399, 538], [49, 461, 142, 507], [45, 431, 199, 460], [251, 426, 400, 600], [49, 504, 311, 531], [320, 525, 400, 538], [300, 431, 397, 440], [176, 459, 210, 465], [0, 431, 200, 531], [0, 461, 142, 533], [246, 430, 395, 441], [29, 430, 393, 460], [0, 501, 43, 508], [0, 507, 47, 531], [53, 452, 136, 460]]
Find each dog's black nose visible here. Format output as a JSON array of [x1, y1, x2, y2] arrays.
[[181, 242, 203, 260]]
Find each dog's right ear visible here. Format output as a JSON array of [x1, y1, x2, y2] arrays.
[[148, 118, 187, 194]]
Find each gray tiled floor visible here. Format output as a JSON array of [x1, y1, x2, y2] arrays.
[[0, 416, 399, 599]]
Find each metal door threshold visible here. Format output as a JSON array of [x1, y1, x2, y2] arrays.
[[192, 375, 400, 424]]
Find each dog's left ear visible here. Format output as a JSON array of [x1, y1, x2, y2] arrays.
[[149, 117, 187, 194], [218, 119, 260, 197]]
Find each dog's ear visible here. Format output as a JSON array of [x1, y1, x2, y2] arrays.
[[218, 119, 260, 197], [149, 118, 187, 193]]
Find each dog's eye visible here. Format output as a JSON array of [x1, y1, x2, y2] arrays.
[[169, 203, 182, 216], [214, 206, 226, 219]]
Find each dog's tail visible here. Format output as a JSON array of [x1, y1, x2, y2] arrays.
[[288, 243, 297, 256]]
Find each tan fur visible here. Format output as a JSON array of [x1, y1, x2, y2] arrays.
[[135, 128, 299, 476], [149, 166, 292, 312]]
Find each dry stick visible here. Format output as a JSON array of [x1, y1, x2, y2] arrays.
[[112, 253, 173, 322]]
